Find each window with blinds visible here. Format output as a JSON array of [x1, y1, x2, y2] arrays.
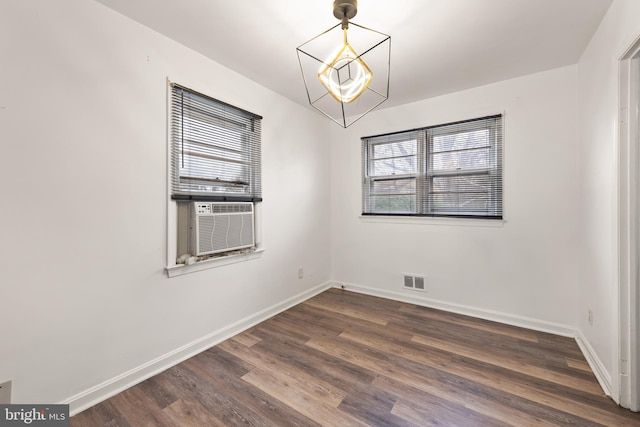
[[362, 115, 503, 218], [170, 84, 262, 202]]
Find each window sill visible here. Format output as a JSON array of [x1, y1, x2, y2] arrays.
[[359, 215, 504, 227], [165, 247, 265, 278]]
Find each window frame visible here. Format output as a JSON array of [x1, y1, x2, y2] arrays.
[[362, 115, 503, 219], [169, 83, 262, 203], [364, 131, 421, 214], [166, 82, 264, 276]]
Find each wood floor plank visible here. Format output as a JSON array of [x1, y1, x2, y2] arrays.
[[566, 356, 593, 372], [455, 355, 638, 426], [71, 288, 640, 426], [303, 336, 518, 424], [219, 339, 348, 407], [184, 349, 319, 427], [391, 399, 507, 427], [314, 333, 584, 426], [346, 302, 599, 385], [303, 297, 392, 326], [396, 308, 584, 363], [134, 376, 181, 411], [335, 386, 404, 427], [241, 326, 377, 392], [249, 323, 403, 426], [70, 399, 132, 427], [164, 362, 279, 426], [231, 331, 262, 347], [398, 305, 540, 343], [328, 326, 637, 426], [102, 389, 165, 427], [410, 333, 603, 395], [241, 366, 365, 427], [273, 306, 346, 338], [373, 369, 563, 427], [162, 398, 227, 427], [286, 303, 409, 342]]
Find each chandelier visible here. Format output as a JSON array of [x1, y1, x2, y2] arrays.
[[296, 0, 391, 128]]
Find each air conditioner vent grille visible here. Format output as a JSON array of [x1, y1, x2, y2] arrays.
[[211, 203, 253, 214], [189, 202, 255, 256]]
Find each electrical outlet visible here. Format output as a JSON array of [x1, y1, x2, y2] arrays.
[[298, 267, 303, 279], [0, 380, 12, 404], [588, 309, 593, 326]]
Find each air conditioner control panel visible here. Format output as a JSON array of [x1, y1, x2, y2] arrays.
[[195, 203, 211, 215]]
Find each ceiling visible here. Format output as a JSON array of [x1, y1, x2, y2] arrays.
[[95, 0, 612, 111]]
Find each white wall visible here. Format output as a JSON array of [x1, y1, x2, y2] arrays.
[[576, 0, 640, 397], [0, 0, 331, 408], [330, 66, 580, 330], [4, 0, 637, 412]]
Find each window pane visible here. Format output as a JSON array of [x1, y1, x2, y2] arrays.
[[180, 115, 249, 189], [430, 174, 493, 213], [369, 178, 416, 214], [373, 140, 417, 158], [182, 140, 245, 163], [183, 115, 245, 151], [370, 195, 416, 213], [371, 156, 417, 176], [369, 140, 418, 176], [432, 129, 489, 152], [431, 147, 491, 170], [180, 157, 248, 187], [431, 129, 492, 171], [372, 178, 416, 195], [429, 193, 491, 212]]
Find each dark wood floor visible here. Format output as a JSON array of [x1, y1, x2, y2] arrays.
[[71, 288, 640, 426]]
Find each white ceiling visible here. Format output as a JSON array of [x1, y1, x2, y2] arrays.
[[96, 0, 612, 110]]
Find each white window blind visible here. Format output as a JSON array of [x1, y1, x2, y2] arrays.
[[170, 84, 262, 201], [362, 115, 503, 218]]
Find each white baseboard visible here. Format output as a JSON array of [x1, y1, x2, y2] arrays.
[[65, 281, 332, 416], [330, 281, 576, 337], [575, 329, 613, 397]]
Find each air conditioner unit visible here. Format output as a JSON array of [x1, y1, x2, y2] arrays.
[[189, 202, 255, 256]]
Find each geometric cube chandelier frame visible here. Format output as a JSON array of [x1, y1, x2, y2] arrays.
[[296, 0, 391, 128]]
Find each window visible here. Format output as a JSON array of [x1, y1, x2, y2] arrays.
[[167, 84, 263, 274], [170, 83, 262, 202], [362, 115, 502, 218]]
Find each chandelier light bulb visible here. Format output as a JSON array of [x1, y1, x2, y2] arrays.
[[318, 30, 372, 103]]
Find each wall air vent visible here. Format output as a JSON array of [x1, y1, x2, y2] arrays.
[[403, 274, 426, 292]]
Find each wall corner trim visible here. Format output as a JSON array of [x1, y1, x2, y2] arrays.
[[575, 329, 614, 398]]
